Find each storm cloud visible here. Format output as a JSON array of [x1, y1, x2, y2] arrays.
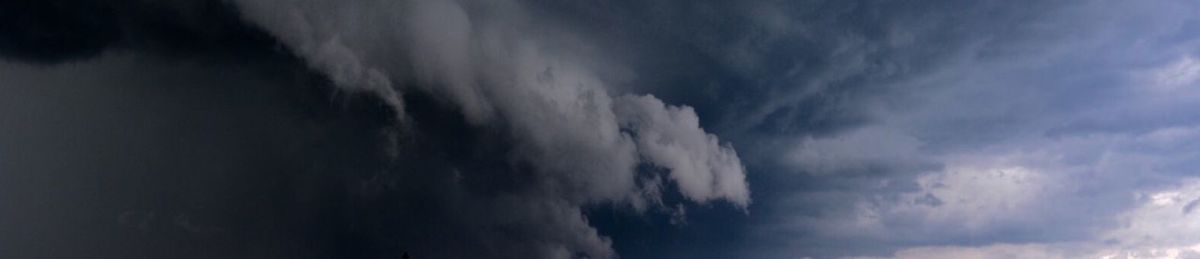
[[1, 0, 747, 258], [4, 0, 1200, 258]]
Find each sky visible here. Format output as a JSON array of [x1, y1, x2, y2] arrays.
[[2, 0, 1200, 258]]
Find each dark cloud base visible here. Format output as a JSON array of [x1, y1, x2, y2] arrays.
[[0, 39, 575, 258], [0, 0, 118, 63], [0, 0, 278, 64], [0, 1, 741, 258], [0, 1, 513, 258], [1, 54, 393, 258]]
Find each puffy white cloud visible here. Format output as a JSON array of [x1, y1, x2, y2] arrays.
[[615, 95, 751, 207]]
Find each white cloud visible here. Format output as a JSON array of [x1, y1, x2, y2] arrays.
[[615, 95, 751, 207], [901, 165, 1049, 231], [876, 179, 1200, 259], [1105, 179, 1200, 253], [1146, 56, 1200, 93]]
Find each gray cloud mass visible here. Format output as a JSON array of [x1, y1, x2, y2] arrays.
[[4, 0, 1200, 258]]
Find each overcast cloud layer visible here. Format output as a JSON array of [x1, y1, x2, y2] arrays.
[[3, 0, 1200, 258]]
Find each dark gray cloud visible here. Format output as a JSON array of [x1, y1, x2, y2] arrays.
[[0, 0, 279, 64], [6, 0, 1200, 258], [0, 53, 394, 258], [0, 0, 118, 63], [0, 0, 749, 258]]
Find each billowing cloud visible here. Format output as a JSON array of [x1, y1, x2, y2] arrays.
[[615, 95, 750, 206], [7, 0, 1200, 258], [230, 0, 751, 257], [1, 0, 751, 258]]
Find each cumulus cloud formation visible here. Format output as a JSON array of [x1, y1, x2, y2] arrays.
[[231, 0, 749, 257], [234, 0, 747, 204], [615, 95, 750, 206]]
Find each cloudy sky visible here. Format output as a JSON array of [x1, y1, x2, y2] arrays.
[[3, 0, 1200, 258]]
